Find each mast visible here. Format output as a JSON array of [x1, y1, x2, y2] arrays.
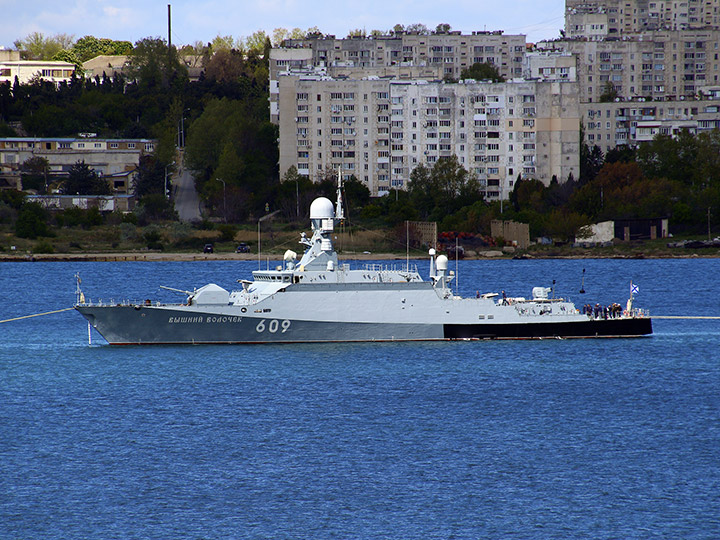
[[335, 168, 344, 221]]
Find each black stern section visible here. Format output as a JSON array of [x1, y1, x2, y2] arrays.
[[444, 317, 653, 340]]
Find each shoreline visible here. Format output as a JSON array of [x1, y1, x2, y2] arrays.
[[1, 250, 718, 262]]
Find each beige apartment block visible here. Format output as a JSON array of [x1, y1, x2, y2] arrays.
[[523, 51, 578, 81], [276, 31, 526, 80], [582, 97, 720, 150], [278, 75, 579, 197], [271, 31, 527, 127], [565, 0, 720, 37], [541, 29, 720, 102], [0, 137, 157, 193]]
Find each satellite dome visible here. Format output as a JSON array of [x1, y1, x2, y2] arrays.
[[436, 254, 449, 271], [310, 197, 335, 220]]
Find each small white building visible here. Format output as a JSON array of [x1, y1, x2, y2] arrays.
[[0, 60, 75, 85]]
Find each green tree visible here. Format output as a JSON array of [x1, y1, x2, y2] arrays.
[[435, 23, 452, 34], [125, 37, 188, 90], [405, 23, 430, 35], [21, 156, 50, 193], [132, 155, 167, 198], [204, 49, 247, 81], [135, 193, 175, 224], [636, 130, 698, 185], [15, 201, 50, 238], [245, 31, 269, 55], [599, 81, 619, 102], [211, 35, 241, 52], [460, 62, 504, 82], [408, 156, 482, 221], [14, 32, 74, 60], [184, 97, 278, 218], [61, 160, 110, 195], [579, 143, 604, 183], [272, 28, 289, 46]]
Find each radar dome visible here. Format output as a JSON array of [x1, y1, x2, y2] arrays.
[[436, 254, 449, 271], [310, 197, 335, 220]]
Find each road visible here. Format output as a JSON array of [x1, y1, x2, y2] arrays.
[[172, 151, 202, 222]]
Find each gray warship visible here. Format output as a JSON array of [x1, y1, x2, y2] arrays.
[[75, 184, 652, 344]]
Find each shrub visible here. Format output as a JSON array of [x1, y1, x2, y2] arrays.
[[217, 223, 238, 242], [34, 240, 54, 253], [15, 202, 51, 239]]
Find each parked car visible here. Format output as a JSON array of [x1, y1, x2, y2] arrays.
[[236, 242, 250, 253], [203, 243, 214, 253]]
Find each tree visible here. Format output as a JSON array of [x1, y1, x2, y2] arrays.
[[211, 35, 240, 52], [392, 24, 405, 34], [636, 130, 698, 185], [62, 160, 110, 195], [405, 23, 430, 35], [71, 36, 132, 62], [579, 143, 604, 183], [15, 202, 50, 238], [204, 49, 246, 82], [435, 23, 452, 34], [132, 155, 167, 198], [52, 49, 82, 71], [408, 156, 482, 221], [460, 62, 504, 82], [245, 31, 269, 55], [125, 37, 188, 90], [14, 32, 74, 60], [347, 29, 367, 38], [272, 28, 289, 46], [599, 81, 619, 102], [135, 193, 176, 223], [184, 97, 278, 218], [21, 156, 50, 193]]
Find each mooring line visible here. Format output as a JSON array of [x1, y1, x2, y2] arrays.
[[653, 315, 720, 319], [0, 307, 75, 324]]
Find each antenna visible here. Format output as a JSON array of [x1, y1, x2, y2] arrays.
[[335, 168, 344, 221], [455, 236, 459, 295], [406, 220, 409, 272]]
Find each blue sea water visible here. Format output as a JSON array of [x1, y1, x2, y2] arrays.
[[1, 258, 719, 539]]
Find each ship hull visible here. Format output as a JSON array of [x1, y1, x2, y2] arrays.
[[76, 305, 652, 345]]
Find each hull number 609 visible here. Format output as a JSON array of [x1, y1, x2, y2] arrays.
[[255, 319, 291, 333]]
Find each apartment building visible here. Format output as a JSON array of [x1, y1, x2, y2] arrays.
[[565, 0, 720, 37], [270, 31, 527, 127], [582, 97, 720, 150], [279, 31, 526, 80], [541, 29, 720, 102], [523, 51, 578, 81], [278, 75, 579, 197], [0, 137, 156, 193]]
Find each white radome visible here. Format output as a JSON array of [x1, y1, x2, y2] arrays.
[[310, 197, 335, 220], [436, 254, 449, 271]]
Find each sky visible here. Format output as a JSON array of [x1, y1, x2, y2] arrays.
[[0, 0, 566, 50]]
